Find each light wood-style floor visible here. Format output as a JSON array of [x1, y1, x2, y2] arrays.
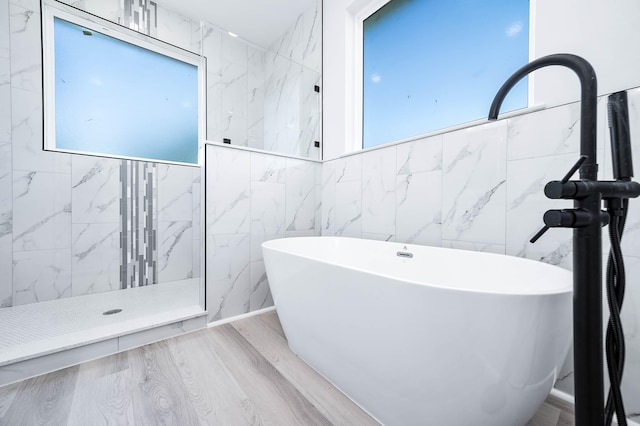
[[0, 310, 575, 425]]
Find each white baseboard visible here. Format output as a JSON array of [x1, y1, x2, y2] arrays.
[[550, 388, 574, 404], [551, 388, 640, 426], [207, 306, 276, 328]]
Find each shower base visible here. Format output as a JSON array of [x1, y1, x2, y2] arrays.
[[0, 279, 206, 386]]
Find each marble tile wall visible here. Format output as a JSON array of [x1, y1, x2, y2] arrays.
[[265, 1, 322, 159], [321, 88, 640, 420], [201, 0, 322, 159], [0, 0, 203, 309], [205, 144, 319, 323]]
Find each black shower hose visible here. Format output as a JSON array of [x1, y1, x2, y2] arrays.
[[605, 198, 628, 426]]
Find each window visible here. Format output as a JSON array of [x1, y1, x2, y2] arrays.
[[42, 2, 204, 165], [362, 0, 529, 148]]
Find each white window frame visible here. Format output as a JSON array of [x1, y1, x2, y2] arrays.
[[42, 0, 207, 166], [343, 0, 536, 153]]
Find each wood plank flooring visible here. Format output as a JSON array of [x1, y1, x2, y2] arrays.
[[0, 310, 576, 425]]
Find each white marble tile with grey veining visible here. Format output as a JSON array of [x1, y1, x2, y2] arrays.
[[505, 154, 579, 270], [314, 164, 322, 236], [300, 67, 321, 159], [396, 170, 442, 247], [440, 240, 506, 255], [192, 168, 201, 238], [9, 4, 40, 93], [619, 256, 640, 418], [263, 54, 304, 156], [361, 147, 396, 236], [251, 181, 285, 236], [12, 248, 71, 306], [553, 344, 574, 397], [57, 0, 86, 9], [11, 87, 71, 173], [221, 62, 248, 146], [269, 11, 303, 64], [361, 232, 394, 242], [0, 140, 10, 218], [285, 230, 315, 238], [71, 222, 120, 296], [321, 160, 336, 233], [0, 234, 12, 307], [157, 164, 194, 222], [247, 47, 265, 150], [202, 24, 223, 142], [77, 0, 119, 24], [507, 102, 581, 160], [302, 0, 321, 73], [222, 34, 248, 146], [206, 233, 250, 322], [192, 238, 201, 279], [8, 0, 41, 9], [0, 58, 10, 142], [188, 19, 201, 54], [155, 5, 194, 51], [396, 135, 443, 175], [285, 158, 315, 232], [0, 0, 10, 59], [594, 95, 609, 180], [335, 154, 362, 183], [620, 255, 640, 353], [205, 146, 250, 234], [0, 139, 10, 307], [335, 180, 362, 238], [251, 152, 287, 184], [52, 173, 71, 249], [250, 232, 284, 263], [71, 156, 120, 224], [12, 171, 71, 251], [157, 220, 193, 283], [442, 122, 507, 245], [249, 259, 273, 311]]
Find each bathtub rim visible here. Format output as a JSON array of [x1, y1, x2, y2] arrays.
[[262, 236, 573, 297]]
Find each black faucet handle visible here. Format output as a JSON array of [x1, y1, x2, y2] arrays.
[[530, 208, 609, 244], [530, 224, 550, 244], [531, 155, 589, 243]]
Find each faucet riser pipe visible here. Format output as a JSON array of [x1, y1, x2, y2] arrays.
[[573, 201, 604, 426]]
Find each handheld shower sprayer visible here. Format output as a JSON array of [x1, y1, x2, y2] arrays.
[[608, 91, 634, 181]]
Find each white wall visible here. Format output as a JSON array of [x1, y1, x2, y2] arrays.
[[532, 0, 640, 106], [323, 0, 640, 158]]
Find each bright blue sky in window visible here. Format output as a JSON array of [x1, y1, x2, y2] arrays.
[[54, 17, 198, 164], [363, 0, 529, 148]]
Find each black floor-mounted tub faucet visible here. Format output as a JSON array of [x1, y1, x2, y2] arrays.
[[488, 54, 640, 426]]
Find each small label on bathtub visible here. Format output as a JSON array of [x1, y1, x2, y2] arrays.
[[397, 251, 413, 258]]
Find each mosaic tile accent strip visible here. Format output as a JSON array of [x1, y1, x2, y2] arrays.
[[119, 0, 157, 35], [119, 160, 158, 288]]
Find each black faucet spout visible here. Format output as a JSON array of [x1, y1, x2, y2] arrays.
[[488, 54, 598, 180]]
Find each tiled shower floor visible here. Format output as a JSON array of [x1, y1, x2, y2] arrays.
[[0, 279, 203, 366]]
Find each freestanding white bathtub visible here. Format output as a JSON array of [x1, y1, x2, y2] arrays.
[[262, 237, 573, 426]]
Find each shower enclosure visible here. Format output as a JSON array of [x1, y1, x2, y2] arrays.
[[0, 0, 321, 385]]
